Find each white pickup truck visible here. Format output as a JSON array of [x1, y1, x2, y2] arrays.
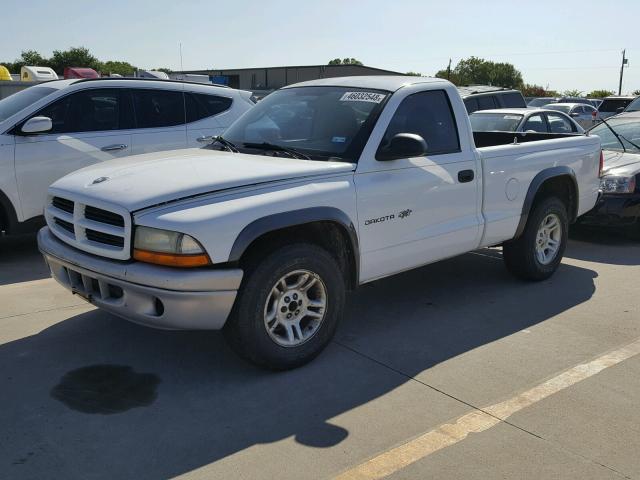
[[38, 76, 602, 369]]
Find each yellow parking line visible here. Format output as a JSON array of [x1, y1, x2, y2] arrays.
[[335, 337, 640, 480]]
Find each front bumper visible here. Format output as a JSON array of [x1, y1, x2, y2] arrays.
[[579, 193, 640, 228], [37, 227, 243, 330]]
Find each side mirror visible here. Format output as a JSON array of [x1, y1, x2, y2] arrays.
[[377, 133, 428, 161], [21, 116, 52, 134]]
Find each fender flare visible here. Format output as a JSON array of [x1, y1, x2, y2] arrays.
[[514, 166, 578, 239], [228, 206, 360, 284]]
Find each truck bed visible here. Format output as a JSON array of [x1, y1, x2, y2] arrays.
[[473, 131, 584, 148]]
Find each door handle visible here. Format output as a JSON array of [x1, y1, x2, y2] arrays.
[[101, 144, 127, 152], [196, 136, 214, 143], [458, 169, 475, 183]]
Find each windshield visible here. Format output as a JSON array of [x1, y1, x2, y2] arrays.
[[221, 86, 389, 162], [544, 104, 572, 114], [589, 118, 640, 153], [625, 97, 640, 112], [528, 98, 556, 107], [470, 112, 523, 131], [0, 86, 57, 122]]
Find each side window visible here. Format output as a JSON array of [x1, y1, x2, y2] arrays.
[[185, 93, 233, 123], [477, 95, 498, 110], [37, 96, 72, 133], [37, 89, 123, 134], [132, 89, 184, 128], [378, 90, 460, 156], [522, 114, 547, 132], [572, 106, 584, 114], [500, 92, 526, 108], [547, 113, 575, 133], [464, 97, 479, 113]]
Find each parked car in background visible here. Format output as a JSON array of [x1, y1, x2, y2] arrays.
[[0, 78, 254, 235], [623, 96, 640, 113], [556, 96, 592, 106], [543, 103, 598, 130], [470, 108, 584, 134], [37, 75, 600, 369], [589, 98, 603, 109], [457, 85, 526, 113], [527, 97, 559, 107], [581, 112, 640, 234], [598, 96, 636, 119]]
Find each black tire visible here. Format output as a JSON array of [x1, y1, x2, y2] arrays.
[[503, 196, 569, 281], [224, 243, 345, 370]]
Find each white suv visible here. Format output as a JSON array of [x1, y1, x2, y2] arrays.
[[0, 78, 254, 235]]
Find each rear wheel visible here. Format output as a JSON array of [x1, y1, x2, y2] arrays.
[[224, 243, 345, 370], [503, 197, 568, 281]]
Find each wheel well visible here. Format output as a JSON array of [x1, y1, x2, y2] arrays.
[[238, 221, 358, 289], [0, 190, 17, 235], [0, 204, 7, 234], [534, 175, 577, 222]]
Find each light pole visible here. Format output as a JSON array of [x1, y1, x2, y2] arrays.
[[618, 49, 628, 95]]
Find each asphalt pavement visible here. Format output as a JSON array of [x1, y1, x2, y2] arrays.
[[1, 228, 639, 479]]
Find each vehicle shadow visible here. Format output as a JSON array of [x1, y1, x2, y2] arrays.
[[0, 250, 597, 479], [0, 233, 49, 286], [566, 225, 640, 265]]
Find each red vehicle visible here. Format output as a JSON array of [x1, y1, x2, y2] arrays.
[[63, 67, 99, 79]]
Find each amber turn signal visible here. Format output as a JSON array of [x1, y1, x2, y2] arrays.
[[133, 248, 211, 267]]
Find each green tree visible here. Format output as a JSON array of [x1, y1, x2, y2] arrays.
[[406, 71, 422, 76], [154, 67, 173, 74], [520, 84, 560, 97], [562, 89, 583, 97], [435, 57, 523, 88], [631, 89, 640, 96], [328, 58, 363, 65], [587, 89, 614, 98], [102, 60, 136, 77], [49, 47, 103, 74], [1, 50, 50, 73]]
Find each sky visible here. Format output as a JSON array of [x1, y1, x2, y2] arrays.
[[2, 0, 638, 94]]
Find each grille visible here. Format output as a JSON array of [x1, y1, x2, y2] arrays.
[[85, 206, 125, 227], [86, 229, 125, 248], [52, 196, 74, 214], [54, 217, 74, 233], [45, 195, 131, 260]]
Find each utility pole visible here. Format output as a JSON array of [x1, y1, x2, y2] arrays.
[[446, 58, 452, 80], [618, 49, 628, 95]]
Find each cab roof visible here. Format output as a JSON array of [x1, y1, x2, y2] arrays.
[[282, 75, 449, 92]]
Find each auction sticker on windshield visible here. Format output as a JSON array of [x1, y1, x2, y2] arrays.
[[340, 91, 386, 103]]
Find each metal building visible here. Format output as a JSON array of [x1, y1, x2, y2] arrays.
[[178, 64, 404, 91]]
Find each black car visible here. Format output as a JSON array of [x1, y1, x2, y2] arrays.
[[457, 86, 527, 113], [580, 112, 640, 233]]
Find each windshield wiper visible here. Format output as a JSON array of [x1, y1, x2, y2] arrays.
[[596, 117, 630, 153], [209, 136, 239, 153], [243, 142, 310, 160]]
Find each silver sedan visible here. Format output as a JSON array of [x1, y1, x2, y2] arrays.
[[470, 108, 585, 134]]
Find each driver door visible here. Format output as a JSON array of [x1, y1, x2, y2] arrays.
[[14, 88, 133, 221], [355, 89, 482, 282]]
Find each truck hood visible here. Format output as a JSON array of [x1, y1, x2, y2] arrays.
[[50, 148, 355, 211], [602, 149, 640, 176]]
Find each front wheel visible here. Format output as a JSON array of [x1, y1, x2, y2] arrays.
[[224, 243, 345, 370], [503, 197, 569, 281]]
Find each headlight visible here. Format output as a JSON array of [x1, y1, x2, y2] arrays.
[[600, 175, 637, 194], [133, 226, 210, 267]]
